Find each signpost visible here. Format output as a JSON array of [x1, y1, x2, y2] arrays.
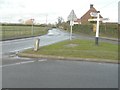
[[88, 18, 109, 21], [95, 11, 100, 45], [88, 11, 109, 45], [67, 10, 77, 40], [90, 12, 97, 17]]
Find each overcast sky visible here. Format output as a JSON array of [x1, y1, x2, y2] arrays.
[[0, 0, 119, 24]]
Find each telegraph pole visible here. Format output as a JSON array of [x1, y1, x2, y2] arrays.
[[31, 19, 34, 36], [46, 14, 48, 25]]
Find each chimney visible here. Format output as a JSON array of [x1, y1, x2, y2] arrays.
[[90, 4, 93, 9]]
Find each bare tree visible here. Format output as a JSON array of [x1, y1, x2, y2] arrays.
[[18, 19, 24, 24], [57, 17, 64, 24]]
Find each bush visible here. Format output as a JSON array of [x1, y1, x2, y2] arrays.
[[72, 23, 118, 38]]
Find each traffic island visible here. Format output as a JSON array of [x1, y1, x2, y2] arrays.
[[17, 53, 118, 64], [17, 39, 119, 64]]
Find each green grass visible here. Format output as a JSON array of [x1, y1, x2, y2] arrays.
[[1, 25, 49, 40], [24, 39, 118, 60]]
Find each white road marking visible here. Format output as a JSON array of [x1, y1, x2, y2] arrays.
[[38, 59, 47, 62], [19, 61, 34, 64], [0, 59, 47, 68], [0, 61, 34, 68]]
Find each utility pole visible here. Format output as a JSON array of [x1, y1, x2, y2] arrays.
[[31, 19, 34, 36], [46, 14, 48, 25]]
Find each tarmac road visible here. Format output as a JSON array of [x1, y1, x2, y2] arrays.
[[1, 28, 118, 55], [1, 29, 70, 54], [2, 57, 118, 88], [1, 29, 119, 88]]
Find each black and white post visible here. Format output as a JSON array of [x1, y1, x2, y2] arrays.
[[95, 11, 100, 45], [88, 11, 109, 45]]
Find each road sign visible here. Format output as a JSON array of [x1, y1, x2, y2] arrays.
[[67, 10, 77, 21], [102, 18, 109, 21], [90, 12, 97, 17], [88, 18, 109, 21], [70, 21, 74, 26], [67, 10, 77, 40]]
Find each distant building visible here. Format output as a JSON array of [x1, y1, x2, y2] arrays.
[[74, 19, 81, 24], [78, 4, 103, 24], [25, 19, 34, 25]]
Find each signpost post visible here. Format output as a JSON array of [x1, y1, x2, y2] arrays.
[[95, 11, 100, 45], [67, 10, 77, 40], [88, 11, 109, 45]]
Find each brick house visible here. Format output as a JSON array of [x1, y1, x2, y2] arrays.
[[78, 4, 103, 24]]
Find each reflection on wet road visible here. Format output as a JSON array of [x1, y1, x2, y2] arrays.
[[1, 29, 70, 54]]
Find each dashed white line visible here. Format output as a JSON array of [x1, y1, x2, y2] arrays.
[[0, 59, 47, 68], [38, 59, 47, 62], [19, 61, 35, 64]]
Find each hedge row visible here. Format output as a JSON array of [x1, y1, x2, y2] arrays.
[[0, 23, 47, 27], [72, 23, 118, 38]]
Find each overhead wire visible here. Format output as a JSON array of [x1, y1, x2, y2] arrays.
[[99, 0, 118, 10]]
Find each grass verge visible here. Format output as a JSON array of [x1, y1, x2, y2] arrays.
[[1, 25, 49, 40], [21, 39, 118, 61]]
